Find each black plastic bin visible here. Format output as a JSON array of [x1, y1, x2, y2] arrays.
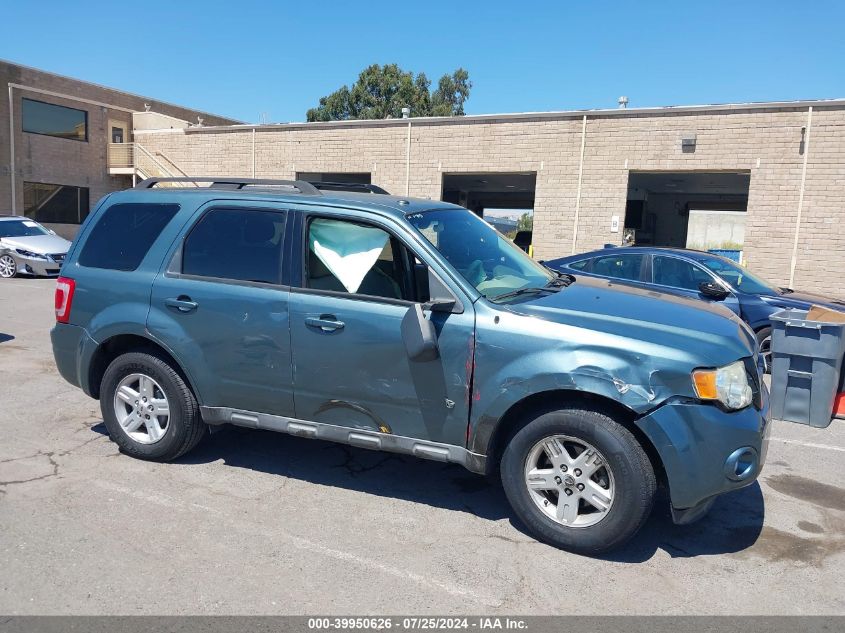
[[769, 308, 845, 428]]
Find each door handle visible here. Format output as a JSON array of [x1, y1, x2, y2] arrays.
[[305, 315, 345, 332], [165, 296, 198, 313]]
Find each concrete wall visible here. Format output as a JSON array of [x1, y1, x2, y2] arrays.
[[133, 103, 845, 296], [686, 210, 747, 250], [0, 60, 240, 236]]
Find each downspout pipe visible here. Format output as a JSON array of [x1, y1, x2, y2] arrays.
[[571, 114, 588, 254], [405, 118, 411, 196], [252, 128, 256, 178], [789, 106, 813, 287], [8, 84, 15, 214]]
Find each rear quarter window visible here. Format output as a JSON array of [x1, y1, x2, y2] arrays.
[[78, 203, 179, 271]]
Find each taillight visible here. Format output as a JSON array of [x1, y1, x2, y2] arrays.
[[55, 276, 75, 323]]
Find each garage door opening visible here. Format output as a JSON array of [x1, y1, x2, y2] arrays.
[[625, 171, 750, 259], [297, 172, 371, 185], [442, 172, 537, 251]]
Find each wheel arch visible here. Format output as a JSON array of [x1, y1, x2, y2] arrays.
[[481, 389, 667, 486], [88, 333, 200, 403]]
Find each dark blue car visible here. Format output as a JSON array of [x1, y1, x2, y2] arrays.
[[546, 246, 845, 369]]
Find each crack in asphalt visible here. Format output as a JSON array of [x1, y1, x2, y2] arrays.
[[0, 434, 107, 488]]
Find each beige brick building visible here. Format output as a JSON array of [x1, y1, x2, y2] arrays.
[[1, 60, 239, 238], [133, 100, 845, 296], [4, 59, 843, 296]]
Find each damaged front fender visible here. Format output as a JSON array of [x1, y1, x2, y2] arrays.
[[466, 301, 705, 456]]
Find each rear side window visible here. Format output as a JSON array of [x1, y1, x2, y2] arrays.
[[78, 203, 179, 271], [182, 208, 285, 284], [567, 259, 589, 271], [591, 254, 644, 282]]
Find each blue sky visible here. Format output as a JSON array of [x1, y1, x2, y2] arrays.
[[2, 1, 843, 124]]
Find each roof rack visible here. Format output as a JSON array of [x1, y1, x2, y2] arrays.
[[308, 181, 390, 195], [134, 177, 321, 195]]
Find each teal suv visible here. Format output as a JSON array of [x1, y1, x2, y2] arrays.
[[51, 178, 770, 554]]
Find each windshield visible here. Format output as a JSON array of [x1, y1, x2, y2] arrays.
[[698, 256, 776, 295], [407, 209, 553, 299], [0, 219, 50, 238]]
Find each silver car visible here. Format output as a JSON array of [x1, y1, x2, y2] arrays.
[[0, 216, 72, 278]]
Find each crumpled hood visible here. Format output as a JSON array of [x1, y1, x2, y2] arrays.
[[501, 275, 756, 368], [0, 234, 71, 254]]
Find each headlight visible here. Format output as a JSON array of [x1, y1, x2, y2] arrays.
[[15, 248, 47, 260], [692, 360, 753, 410]]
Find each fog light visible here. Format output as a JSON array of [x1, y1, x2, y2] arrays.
[[723, 447, 758, 482]]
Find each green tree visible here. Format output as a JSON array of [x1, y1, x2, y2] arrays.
[[517, 212, 534, 232], [307, 64, 471, 122]]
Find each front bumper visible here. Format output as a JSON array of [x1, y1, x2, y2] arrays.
[[636, 384, 770, 522], [13, 252, 63, 276]]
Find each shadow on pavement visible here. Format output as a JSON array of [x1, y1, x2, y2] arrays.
[[91, 422, 765, 559]]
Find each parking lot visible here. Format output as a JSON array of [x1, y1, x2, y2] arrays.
[[1, 277, 844, 615]]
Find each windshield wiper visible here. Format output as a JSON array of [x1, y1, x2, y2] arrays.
[[489, 286, 558, 302]]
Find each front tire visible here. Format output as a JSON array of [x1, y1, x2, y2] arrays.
[[501, 404, 656, 555], [100, 351, 206, 461], [0, 254, 17, 278]]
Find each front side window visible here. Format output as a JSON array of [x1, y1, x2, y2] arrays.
[[306, 217, 411, 301], [591, 254, 644, 282], [652, 255, 713, 291], [79, 203, 180, 271], [22, 98, 88, 141], [24, 182, 90, 224], [697, 256, 775, 295], [183, 208, 285, 284], [0, 219, 50, 238], [407, 209, 553, 300]]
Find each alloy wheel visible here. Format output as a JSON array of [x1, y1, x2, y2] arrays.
[[759, 334, 773, 373], [524, 435, 615, 527], [113, 373, 171, 444], [0, 254, 17, 278]]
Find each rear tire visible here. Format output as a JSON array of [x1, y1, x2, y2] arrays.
[[501, 404, 656, 555], [100, 351, 206, 461]]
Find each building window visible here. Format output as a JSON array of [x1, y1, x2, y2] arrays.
[[21, 98, 88, 141], [23, 182, 90, 224]]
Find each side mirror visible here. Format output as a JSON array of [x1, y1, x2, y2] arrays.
[[401, 304, 439, 362], [699, 281, 730, 300]]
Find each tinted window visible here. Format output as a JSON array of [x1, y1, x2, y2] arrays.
[[591, 254, 644, 281], [22, 98, 87, 141], [306, 217, 411, 300], [567, 259, 589, 271], [183, 208, 285, 284], [24, 182, 90, 224], [653, 255, 712, 291], [698, 257, 774, 295], [79, 203, 179, 271]]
